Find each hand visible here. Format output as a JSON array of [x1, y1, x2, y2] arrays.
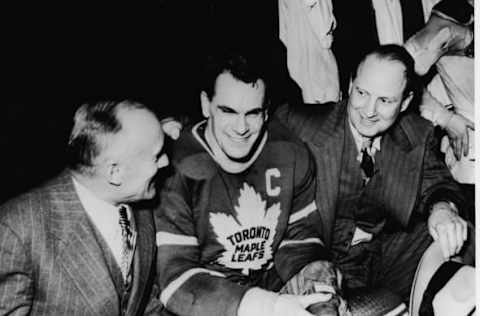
[[274, 293, 333, 316], [445, 113, 474, 160], [238, 287, 332, 316], [160, 117, 183, 140], [428, 202, 468, 259], [282, 261, 350, 316]]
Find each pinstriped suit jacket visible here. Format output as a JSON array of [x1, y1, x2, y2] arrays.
[[0, 170, 160, 316], [275, 101, 465, 247]]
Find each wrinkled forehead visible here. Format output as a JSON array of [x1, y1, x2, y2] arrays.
[[113, 108, 164, 154], [354, 56, 407, 97], [212, 72, 266, 112]]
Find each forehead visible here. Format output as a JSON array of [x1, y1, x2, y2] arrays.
[[354, 56, 407, 98], [211, 72, 265, 112], [115, 108, 164, 154]]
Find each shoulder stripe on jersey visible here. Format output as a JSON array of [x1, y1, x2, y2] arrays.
[[161, 268, 226, 306], [279, 237, 324, 249], [156, 232, 199, 247], [383, 303, 408, 316], [288, 201, 317, 224]]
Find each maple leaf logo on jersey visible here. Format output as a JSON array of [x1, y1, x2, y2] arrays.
[[209, 183, 281, 275]]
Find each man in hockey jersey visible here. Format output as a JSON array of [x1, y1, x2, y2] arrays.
[[155, 52, 346, 316]]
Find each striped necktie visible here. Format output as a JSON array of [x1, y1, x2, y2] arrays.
[[118, 204, 134, 283], [360, 140, 374, 179]]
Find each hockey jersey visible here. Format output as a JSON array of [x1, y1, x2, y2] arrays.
[[155, 118, 327, 316]]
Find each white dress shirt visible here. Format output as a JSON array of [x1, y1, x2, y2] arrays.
[[72, 178, 136, 271], [348, 122, 381, 245], [348, 120, 382, 162]]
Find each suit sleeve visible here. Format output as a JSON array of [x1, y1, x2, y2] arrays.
[[274, 145, 329, 282], [154, 171, 249, 316], [415, 128, 467, 217], [0, 221, 33, 316]]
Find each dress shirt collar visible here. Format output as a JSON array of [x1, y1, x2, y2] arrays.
[[72, 177, 135, 268], [348, 120, 381, 161]]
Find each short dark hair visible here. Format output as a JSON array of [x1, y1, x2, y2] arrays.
[[67, 99, 149, 175], [353, 44, 418, 98], [201, 50, 270, 106]]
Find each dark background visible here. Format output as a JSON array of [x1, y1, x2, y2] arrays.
[[0, 2, 288, 203]]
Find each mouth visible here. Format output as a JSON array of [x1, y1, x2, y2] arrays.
[[359, 116, 379, 126], [228, 135, 251, 143]]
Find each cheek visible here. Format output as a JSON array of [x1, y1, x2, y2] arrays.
[[136, 163, 157, 182], [377, 107, 400, 122], [247, 117, 264, 132], [212, 116, 230, 134], [349, 96, 365, 109]]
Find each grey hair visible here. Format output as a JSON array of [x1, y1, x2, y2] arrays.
[[66, 99, 148, 175]]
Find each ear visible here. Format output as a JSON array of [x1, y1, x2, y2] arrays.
[[200, 91, 211, 118], [107, 161, 122, 186], [400, 92, 414, 113]]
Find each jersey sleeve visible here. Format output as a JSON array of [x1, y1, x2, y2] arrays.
[[274, 144, 329, 282], [154, 170, 249, 316]]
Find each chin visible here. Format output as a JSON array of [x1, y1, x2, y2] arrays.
[[356, 123, 382, 138], [225, 148, 251, 160]]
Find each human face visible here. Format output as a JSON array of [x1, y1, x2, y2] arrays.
[[113, 108, 169, 202], [348, 56, 412, 138], [201, 72, 267, 160]]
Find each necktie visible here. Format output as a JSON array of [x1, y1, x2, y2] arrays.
[[360, 143, 374, 179], [118, 205, 134, 283]]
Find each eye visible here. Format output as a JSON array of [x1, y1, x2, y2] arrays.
[[218, 106, 236, 114], [379, 97, 392, 104], [246, 109, 264, 118], [356, 87, 366, 96]]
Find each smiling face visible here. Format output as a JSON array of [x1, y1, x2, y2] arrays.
[[201, 72, 267, 160], [348, 55, 413, 138]]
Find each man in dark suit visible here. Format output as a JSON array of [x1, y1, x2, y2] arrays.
[[275, 45, 474, 310], [0, 100, 169, 315]]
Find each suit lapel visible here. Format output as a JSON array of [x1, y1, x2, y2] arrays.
[[378, 122, 423, 226], [126, 206, 155, 316], [49, 171, 118, 315], [307, 105, 346, 247]]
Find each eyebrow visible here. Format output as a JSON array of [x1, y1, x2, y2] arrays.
[[355, 86, 369, 94], [217, 105, 264, 115], [380, 96, 398, 102], [356, 86, 398, 102]]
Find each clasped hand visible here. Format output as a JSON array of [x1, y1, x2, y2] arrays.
[[428, 202, 467, 259]]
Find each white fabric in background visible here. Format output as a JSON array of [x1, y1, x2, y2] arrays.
[[420, 0, 442, 22], [371, 0, 404, 44], [279, 0, 340, 103], [432, 56, 475, 184]]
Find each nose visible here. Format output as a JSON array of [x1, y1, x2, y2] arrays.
[[363, 96, 377, 118], [233, 115, 248, 135], [157, 154, 169, 169]]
